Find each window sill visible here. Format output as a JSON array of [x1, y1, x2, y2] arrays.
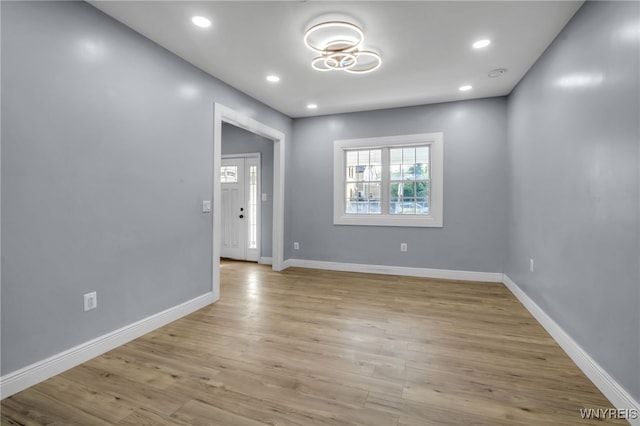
[[334, 214, 443, 228]]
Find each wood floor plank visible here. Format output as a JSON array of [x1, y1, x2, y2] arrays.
[[27, 375, 138, 423], [169, 382, 359, 426], [61, 364, 189, 417], [1, 261, 622, 425], [117, 408, 192, 426], [1, 387, 112, 426], [170, 399, 268, 426]]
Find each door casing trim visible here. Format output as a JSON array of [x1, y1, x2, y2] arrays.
[[213, 104, 285, 299]]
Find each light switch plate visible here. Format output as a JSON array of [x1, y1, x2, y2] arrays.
[[202, 200, 212, 213], [262, 193, 268, 201]]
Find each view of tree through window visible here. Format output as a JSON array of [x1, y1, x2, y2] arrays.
[[389, 146, 430, 215]]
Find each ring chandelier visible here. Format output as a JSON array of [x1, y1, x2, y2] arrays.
[[303, 21, 382, 74]]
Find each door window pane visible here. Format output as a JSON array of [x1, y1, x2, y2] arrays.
[[221, 166, 238, 183], [248, 165, 257, 249]]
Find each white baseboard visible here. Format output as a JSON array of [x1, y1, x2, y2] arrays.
[[283, 258, 503, 283], [280, 260, 638, 423], [0, 292, 216, 399], [259, 257, 273, 265], [503, 275, 640, 426]]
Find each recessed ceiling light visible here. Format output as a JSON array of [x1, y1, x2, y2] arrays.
[[473, 39, 491, 49], [459, 85, 472, 91], [307, 103, 318, 109], [191, 16, 211, 28], [266, 75, 280, 83]]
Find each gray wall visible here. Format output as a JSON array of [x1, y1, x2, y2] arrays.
[[221, 123, 274, 258], [289, 98, 508, 272], [506, 1, 640, 400], [0, 1, 291, 375]]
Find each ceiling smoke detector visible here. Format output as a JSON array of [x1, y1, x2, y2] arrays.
[[488, 68, 507, 78]]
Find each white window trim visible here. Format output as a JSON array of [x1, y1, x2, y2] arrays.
[[333, 132, 443, 227]]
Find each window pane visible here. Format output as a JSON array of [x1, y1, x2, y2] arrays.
[[390, 182, 400, 197], [390, 198, 399, 214], [220, 166, 238, 183], [391, 199, 431, 215], [416, 146, 429, 164], [402, 164, 416, 180], [403, 147, 415, 164], [345, 149, 382, 215], [346, 151, 358, 182], [346, 151, 358, 166], [370, 149, 382, 165], [388, 144, 430, 215], [417, 164, 429, 179], [345, 181, 381, 215], [346, 149, 382, 183], [248, 165, 257, 249], [359, 150, 370, 166], [402, 182, 415, 197], [390, 189, 430, 215], [416, 197, 429, 214], [370, 165, 381, 181], [390, 148, 402, 165], [416, 180, 430, 198], [363, 183, 380, 199], [347, 199, 382, 214], [401, 200, 416, 214], [390, 164, 401, 180]]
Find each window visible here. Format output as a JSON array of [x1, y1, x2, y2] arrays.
[[220, 166, 238, 183], [334, 133, 443, 227], [248, 164, 258, 250]]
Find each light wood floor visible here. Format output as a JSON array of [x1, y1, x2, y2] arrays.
[[2, 261, 623, 425]]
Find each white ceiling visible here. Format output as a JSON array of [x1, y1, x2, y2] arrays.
[[89, 1, 584, 118]]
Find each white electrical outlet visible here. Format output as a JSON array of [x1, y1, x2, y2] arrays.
[[400, 243, 408, 252], [293, 242, 300, 250], [262, 193, 268, 201], [530, 258, 535, 272], [84, 292, 97, 312]]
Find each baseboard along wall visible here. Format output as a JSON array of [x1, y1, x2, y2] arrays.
[[0, 292, 216, 399], [3, 260, 638, 426], [283, 258, 504, 283], [502, 275, 639, 426], [282, 258, 639, 425]]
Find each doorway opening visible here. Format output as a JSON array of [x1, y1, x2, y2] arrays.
[[220, 154, 261, 262], [212, 104, 285, 300]]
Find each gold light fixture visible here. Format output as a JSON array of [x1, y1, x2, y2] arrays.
[[304, 21, 382, 74]]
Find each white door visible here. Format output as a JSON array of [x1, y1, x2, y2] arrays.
[[220, 156, 260, 261]]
